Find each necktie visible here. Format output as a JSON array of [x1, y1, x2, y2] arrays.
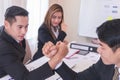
[[113, 67, 119, 80], [53, 27, 57, 32], [19, 41, 22, 47]]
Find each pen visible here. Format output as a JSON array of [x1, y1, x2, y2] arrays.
[[65, 50, 80, 59]]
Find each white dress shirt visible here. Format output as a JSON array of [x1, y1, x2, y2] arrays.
[[51, 26, 59, 38], [118, 68, 120, 80]]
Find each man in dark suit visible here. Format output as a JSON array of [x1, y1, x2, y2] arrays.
[[0, 6, 68, 80], [43, 19, 120, 80]]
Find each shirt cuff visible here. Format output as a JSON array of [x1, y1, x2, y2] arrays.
[[55, 61, 63, 69]]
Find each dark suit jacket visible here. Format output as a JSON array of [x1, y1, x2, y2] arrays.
[[0, 29, 54, 80], [56, 59, 115, 80], [32, 23, 67, 60], [0, 25, 4, 35]]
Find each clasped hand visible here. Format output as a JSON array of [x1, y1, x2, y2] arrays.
[[42, 41, 68, 59]]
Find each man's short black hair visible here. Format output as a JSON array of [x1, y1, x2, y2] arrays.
[[4, 6, 29, 25], [96, 19, 120, 51]]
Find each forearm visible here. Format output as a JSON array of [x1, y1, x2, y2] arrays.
[[57, 31, 67, 41], [55, 62, 77, 80], [48, 53, 63, 69], [43, 41, 68, 69]]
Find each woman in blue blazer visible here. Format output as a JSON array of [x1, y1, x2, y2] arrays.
[[32, 4, 67, 60]]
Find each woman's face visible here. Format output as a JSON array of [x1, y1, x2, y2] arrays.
[[51, 12, 62, 27]]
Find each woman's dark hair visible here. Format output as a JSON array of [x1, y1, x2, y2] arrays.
[[44, 4, 64, 39]]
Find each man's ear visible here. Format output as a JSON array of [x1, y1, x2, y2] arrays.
[[4, 20, 10, 29], [116, 48, 120, 55]]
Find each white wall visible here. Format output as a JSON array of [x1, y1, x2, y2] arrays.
[[49, 0, 93, 43], [0, 0, 26, 25]]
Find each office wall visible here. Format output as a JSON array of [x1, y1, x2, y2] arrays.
[[11, 0, 26, 8], [0, 0, 26, 25], [49, 0, 93, 43]]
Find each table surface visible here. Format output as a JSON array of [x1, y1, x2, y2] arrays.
[[46, 48, 100, 80], [1, 45, 100, 80]]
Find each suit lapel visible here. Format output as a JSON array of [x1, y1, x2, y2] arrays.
[[1, 30, 26, 61]]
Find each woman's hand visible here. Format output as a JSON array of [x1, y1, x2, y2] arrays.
[[61, 22, 67, 32], [42, 41, 58, 58]]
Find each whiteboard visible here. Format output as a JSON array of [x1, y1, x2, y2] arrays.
[[78, 0, 120, 38]]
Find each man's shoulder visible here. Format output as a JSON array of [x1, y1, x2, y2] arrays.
[[0, 31, 12, 50], [0, 39, 10, 54], [0, 37, 9, 47], [39, 24, 49, 33]]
